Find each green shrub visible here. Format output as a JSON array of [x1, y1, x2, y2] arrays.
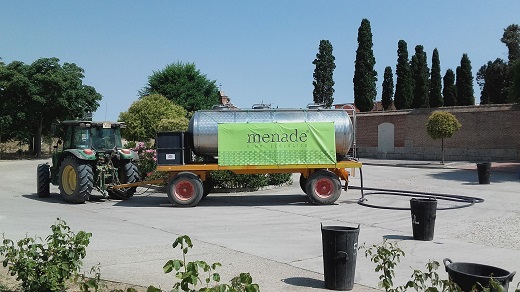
[[211, 171, 292, 190], [149, 235, 259, 292], [0, 218, 92, 292], [363, 239, 405, 291], [363, 240, 462, 292]]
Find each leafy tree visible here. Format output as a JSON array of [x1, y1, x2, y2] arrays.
[[0, 61, 32, 144], [456, 54, 475, 106], [411, 45, 430, 108], [381, 66, 394, 110], [501, 24, 520, 63], [511, 59, 520, 103], [476, 58, 510, 104], [139, 62, 220, 114], [426, 111, 461, 164], [119, 93, 189, 141], [353, 18, 377, 112], [312, 40, 336, 108], [0, 61, 13, 145], [429, 48, 443, 107], [157, 118, 190, 133], [394, 40, 413, 109], [443, 69, 457, 106], [0, 58, 101, 157]]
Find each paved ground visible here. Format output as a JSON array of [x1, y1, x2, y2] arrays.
[[0, 158, 519, 291]]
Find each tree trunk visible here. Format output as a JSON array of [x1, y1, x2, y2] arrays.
[[33, 115, 43, 158], [441, 138, 445, 165]]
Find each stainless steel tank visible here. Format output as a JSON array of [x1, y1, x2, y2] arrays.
[[188, 108, 354, 157]]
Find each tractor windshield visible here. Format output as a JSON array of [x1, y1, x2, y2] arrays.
[[91, 127, 123, 150]]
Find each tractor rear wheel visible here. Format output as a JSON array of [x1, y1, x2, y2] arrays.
[[58, 156, 94, 204], [167, 172, 203, 207], [109, 161, 140, 199], [37, 164, 50, 198], [305, 169, 341, 205], [121, 161, 140, 197]]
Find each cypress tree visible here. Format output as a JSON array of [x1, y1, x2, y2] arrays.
[[394, 40, 413, 109], [456, 54, 475, 106], [500, 24, 519, 102], [381, 66, 394, 110], [501, 24, 520, 63], [353, 18, 377, 112], [312, 40, 336, 108], [411, 45, 430, 108], [476, 59, 510, 104], [443, 69, 457, 106], [429, 48, 443, 107]]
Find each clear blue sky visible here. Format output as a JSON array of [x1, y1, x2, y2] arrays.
[[1, 1, 518, 121]]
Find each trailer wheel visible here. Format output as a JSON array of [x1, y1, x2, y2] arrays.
[[202, 175, 214, 198], [306, 170, 341, 205], [37, 164, 50, 198], [59, 156, 93, 204], [299, 174, 308, 193], [167, 172, 203, 207]]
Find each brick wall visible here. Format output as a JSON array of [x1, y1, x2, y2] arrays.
[[354, 104, 520, 161]]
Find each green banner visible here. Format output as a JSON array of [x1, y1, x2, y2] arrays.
[[218, 122, 336, 166]]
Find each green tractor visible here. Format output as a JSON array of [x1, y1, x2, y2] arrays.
[[37, 121, 140, 203]]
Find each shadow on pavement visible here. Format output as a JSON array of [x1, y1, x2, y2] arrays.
[[120, 193, 317, 207], [23, 191, 356, 208], [383, 234, 414, 240], [23, 192, 120, 205], [282, 277, 324, 289], [428, 169, 519, 183], [23, 193, 64, 204]]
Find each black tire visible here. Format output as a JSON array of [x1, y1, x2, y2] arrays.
[[299, 174, 308, 194], [305, 170, 341, 205], [37, 164, 50, 198], [58, 156, 94, 204], [202, 175, 214, 198], [167, 172, 203, 207], [109, 161, 140, 199]]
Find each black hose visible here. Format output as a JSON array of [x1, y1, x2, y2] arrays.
[[351, 167, 485, 211]]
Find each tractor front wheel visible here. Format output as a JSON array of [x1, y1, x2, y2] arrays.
[[305, 169, 341, 205], [37, 164, 50, 198], [58, 156, 94, 204], [167, 172, 203, 207]]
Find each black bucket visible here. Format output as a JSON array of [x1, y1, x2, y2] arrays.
[[410, 198, 437, 241], [444, 258, 516, 291], [477, 162, 491, 184], [321, 224, 360, 291]]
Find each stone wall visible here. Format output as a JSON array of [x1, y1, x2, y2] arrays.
[[354, 104, 520, 161]]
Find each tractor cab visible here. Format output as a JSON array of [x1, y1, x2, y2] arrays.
[[59, 121, 124, 152]]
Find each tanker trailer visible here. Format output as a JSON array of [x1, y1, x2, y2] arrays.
[[155, 108, 362, 207]]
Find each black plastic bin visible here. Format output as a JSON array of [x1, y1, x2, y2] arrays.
[[410, 198, 437, 241], [477, 162, 491, 184], [321, 224, 360, 291], [444, 258, 516, 291]]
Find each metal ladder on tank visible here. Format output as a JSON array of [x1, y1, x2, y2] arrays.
[[339, 104, 357, 160]]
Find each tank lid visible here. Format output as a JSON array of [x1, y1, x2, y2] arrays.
[[307, 103, 326, 109], [252, 103, 271, 109]]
